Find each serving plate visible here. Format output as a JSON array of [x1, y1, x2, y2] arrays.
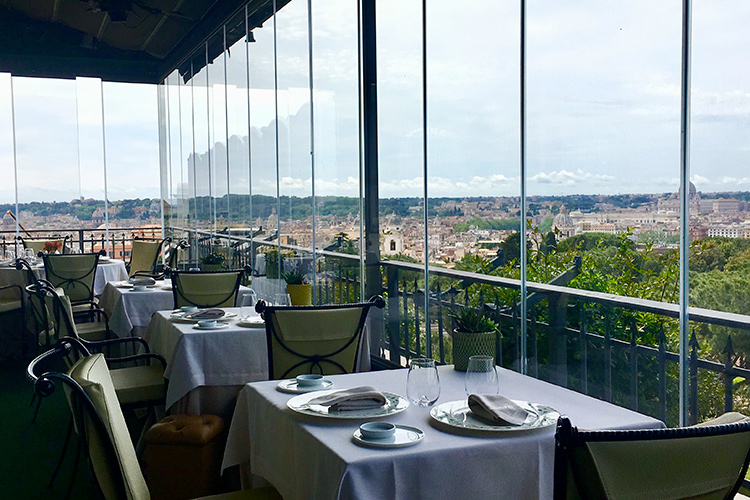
[[192, 322, 230, 330], [170, 311, 237, 322], [287, 390, 409, 419], [429, 400, 558, 433]]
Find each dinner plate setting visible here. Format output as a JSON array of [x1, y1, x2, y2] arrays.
[[429, 399, 559, 433], [287, 389, 409, 419], [192, 322, 230, 330], [277, 378, 334, 394], [169, 310, 237, 322], [352, 424, 425, 449], [236, 316, 265, 328]]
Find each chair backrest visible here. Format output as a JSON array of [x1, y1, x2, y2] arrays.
[[165, 240, 189, 270], [26, 280, 78, 347], [554, 415, 750, 500], [257, 295, 385, 379], [128, 238, 167, 278], [43, 253, 99, 304], [170, 270, 243, 308], [27, 340, 150, 500]]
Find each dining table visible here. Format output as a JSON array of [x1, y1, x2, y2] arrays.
[[100, 281, 256, 339], [144, 307, 372, 420], [222, 365, 666, 500], [0, 257, 128, 296]]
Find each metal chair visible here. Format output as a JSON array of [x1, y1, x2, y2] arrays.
[[18, 235, 70, 255], [553, 414, 750, 499], [255, 295, 385, 379], [43, 253, 99, 313], [127, 237, 169, 278], [27, 338, 282, 500], [170, 269, 244, 309], [132, 239, 188, 280]]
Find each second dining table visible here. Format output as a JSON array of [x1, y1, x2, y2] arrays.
[[222, 365, 666, 500]]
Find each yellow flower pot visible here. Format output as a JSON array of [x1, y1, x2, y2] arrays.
[[286, 284, 312, 306]]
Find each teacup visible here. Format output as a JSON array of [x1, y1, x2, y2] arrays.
[[197, 319, 217, 328], [296, 374, 324, 387], [133, 285, 147, 292], [359, 422, 396, 440]]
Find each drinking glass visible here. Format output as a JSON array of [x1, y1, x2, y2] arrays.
[[406, 357, 440, 407], [24, 248, 34, 260], [274, 293, 291, 306], [239, 292, 257, 319], [465, 355, 499, 397]]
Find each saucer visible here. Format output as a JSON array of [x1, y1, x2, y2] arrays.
[[237, 317, 265, 328], [277, 378, 333, 394], [352, 425, 425, 448], [192, 322, 230, 330]]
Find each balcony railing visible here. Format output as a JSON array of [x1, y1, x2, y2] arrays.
[[168, 225, 750, 429]]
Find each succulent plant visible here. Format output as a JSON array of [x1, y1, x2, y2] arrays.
[[282, 269, 308, 285], [449, 308, 499, 334]]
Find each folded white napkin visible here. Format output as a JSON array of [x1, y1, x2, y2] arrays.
[[186, 308, 225, 320], [467, 394, 529, 426], [307, 386, 387, 411], [129, 277, 156, 286]]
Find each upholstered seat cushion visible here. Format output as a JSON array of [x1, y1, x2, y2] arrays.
[[0, 297, 23, 313], [145, 414, 224, 447], [75, 321, 111, 341], [110, 364, 166, 406]]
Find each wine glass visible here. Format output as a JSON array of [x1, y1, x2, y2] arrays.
[[274, 293, 291, 306], [465, 355, 499, 397], [406, 357, 440, 407], [239, 292, 257, 319]]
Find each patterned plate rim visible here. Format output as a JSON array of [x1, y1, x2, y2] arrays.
[[287, 390, 409, 419], [429, 399, 559, 433]]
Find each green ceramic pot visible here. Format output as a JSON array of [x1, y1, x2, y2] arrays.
[[452, 330, 497, 371]]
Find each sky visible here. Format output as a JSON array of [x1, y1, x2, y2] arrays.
[[1, 0, 749, 204]]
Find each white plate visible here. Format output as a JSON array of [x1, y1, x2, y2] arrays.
[[287, 390, 409, 419], [237, 317, 265, 328], [429, 399, 559, 433], [170, 311, 237, 322], [192, 322, 230, 330], [128, 288, 155, 293], [277, 379, 334, 394], [353, 425, 425, 449], [99, 257, 110, 262]]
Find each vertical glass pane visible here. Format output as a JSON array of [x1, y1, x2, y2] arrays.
[[311, 0, 362, 304], [274, 0, 313, 300], [689, 0, 750, 423], [526, 1, 682, 424], [0, 74, 15, 254], [425, 1, 521, 368], [377, 0, 426, 363]]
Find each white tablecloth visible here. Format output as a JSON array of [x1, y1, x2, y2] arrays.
[[0, 258, 127, 296], [101, 283, 255, 338], [222, 366, 665, 500], [145, 307, 372, 417]]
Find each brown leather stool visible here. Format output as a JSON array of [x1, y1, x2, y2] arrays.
[[144, 414, 226, 500]]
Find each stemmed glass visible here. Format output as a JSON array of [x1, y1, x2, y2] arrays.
[[239, 292, 257, 319], [406, 357, 440, 407], [274, 293, 292, 306], [464, 355, 499, 398]]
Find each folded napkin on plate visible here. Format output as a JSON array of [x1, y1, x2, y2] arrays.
[[467, 394, 529, 426], [186, 308, 225, 320], [129, 277, 156, 286], [307, 386, 387, 411]]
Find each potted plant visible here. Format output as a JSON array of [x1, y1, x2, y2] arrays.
[[200, 252, 226, 271], [449, 308, 499, 371], [264, 248, 286, 279], [43, 240, 63, 254], [282, 269, 312, 305]]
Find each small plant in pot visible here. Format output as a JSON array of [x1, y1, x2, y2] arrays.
[[263, 248, 288, 279], [282, 269, 312, 305], [200, 252, 226, 271], [449, 308, 499, 371]]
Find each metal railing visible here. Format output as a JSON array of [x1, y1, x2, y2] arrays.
[[167, 225, 750, 429]]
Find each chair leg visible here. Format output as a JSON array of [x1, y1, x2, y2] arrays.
[[49, 417, 74, 488], [64, 433, 82, 500]]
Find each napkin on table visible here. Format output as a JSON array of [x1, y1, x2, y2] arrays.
[[129, 277, 156, 286], [186, 308, 226, 320], [467, 394, 530, 426], [307, 386, 387, 411]]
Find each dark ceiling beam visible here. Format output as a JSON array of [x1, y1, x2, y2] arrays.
[[2, 53, 162, 84]]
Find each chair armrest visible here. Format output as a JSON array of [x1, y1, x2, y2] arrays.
[[131, 270, 166, 280], [0, 284, 24, 300], [105, 352, 167, 369], [81, 335, 151, 353]]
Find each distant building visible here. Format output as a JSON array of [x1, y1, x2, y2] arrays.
[[552, 206, 575, 239], [381, 226, 404, 255]]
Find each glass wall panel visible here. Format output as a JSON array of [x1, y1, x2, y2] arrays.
[[0, 74, 16, 254], [274, 0, 314, 298], [311, 0, 362, 304], [425, 0, 521, 368], [689, 0, 750, 423], [208, 30, 230, 264], [526, 1, 682, 424], [376, 0, 426, 364], [191, 50, 213, 242]]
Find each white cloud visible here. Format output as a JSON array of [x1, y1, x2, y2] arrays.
[[529, 169, 614, 186]]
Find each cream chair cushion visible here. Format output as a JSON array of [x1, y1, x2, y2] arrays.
[[110, 364, 166, 406]]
